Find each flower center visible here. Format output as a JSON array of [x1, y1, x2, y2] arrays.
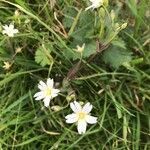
[[45, 88, 52, 96], [78, 112, 86, 120]]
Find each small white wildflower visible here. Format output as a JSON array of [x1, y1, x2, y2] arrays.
[[51, 105, 62, 112], [50, 0, 56, 9], [110, 10, 115, 21], [85, 0, 103, 11], [24, 19, 30, 24], [2, 61, 11, 70], [2, 24, 19, 37], [34, 78, 60, 107], [15, 47, 22, 53], [121, 23, 128, 29], [14, 10, 20, 16], [74, 43, 85, 53], [65, 101, 97, 134]]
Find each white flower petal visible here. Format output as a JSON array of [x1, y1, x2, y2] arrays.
[[85, 5, 94, 11], [51, 93, 58, 98], [47, 78, 54, 88], [9, 24, 14, 30], [90, 0, 95, 2], [34, 91, 44, 98], [66, 118, 77, 124], [43, 97, 51, 107], [70, 102, 76, 112], [82, 102, 93, 113], [86, 115, 97, 124], [3, 25, 8, 30], [65, 113, 77, 119], [51, 89, 60, 98], [38, 84, 45, 90], [65, 113, 78, 123], [2, 30, 7, 34], [8, 33, 14, 37], [35, 95, 45, 100], [86, 0, 102, 11], [13, 29, 19, 34], [70, 101, 82, 113], [53, 89, 60, 94], [77, 120, 87, 134], [39, 80, 47, 88], [74, 101, 81, 109]]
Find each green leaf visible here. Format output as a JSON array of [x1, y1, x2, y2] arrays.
[[0, 47, 6, 54], [112, 38, 126, 49], [82, 41, 96, 58], [62, 7, 78, 28], [35, 43, 53, 67], [103, 45, 132, 68], [71, 11, 95, 41]]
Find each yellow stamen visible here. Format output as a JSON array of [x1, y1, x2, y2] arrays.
[[45, 88, 51, 96], [78, 112, 86, 120]]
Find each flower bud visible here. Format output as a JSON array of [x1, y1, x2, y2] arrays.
[[121, 23, 128, 29]]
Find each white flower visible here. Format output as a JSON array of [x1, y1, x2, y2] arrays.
[[85, 0, 103, 11], [2, 24, 19, 37], [74, 43, 85, 53], [2, 61, 12, 70], [34, 78, 60, 107], [65, 101, 97, 134]]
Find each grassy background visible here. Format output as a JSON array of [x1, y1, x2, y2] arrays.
[[0, 0, 150, 149]]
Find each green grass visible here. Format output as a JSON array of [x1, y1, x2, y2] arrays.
[[0, 0, 150, 149]]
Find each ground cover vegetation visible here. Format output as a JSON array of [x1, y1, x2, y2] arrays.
[[0, 0, 149, 149]]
